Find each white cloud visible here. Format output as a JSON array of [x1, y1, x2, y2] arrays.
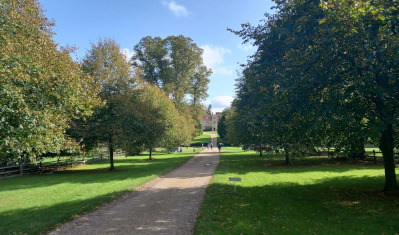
[[200, 45, 233, 76], [163, 1, 189, 18], [121, 48, 135, 61], [238, 43, 255, 52], [203, 96, 234, 113], [201, 45, 230, 68]]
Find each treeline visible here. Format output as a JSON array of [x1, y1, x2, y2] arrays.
[[220, 0, 398, 192], [0, 0, 211, 169]]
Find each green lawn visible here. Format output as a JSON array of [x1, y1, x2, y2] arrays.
[[191, 133, 212, 147], [195, 131, 224, 145], [0, 150, 197, 235], [195, 147, 399, 234]]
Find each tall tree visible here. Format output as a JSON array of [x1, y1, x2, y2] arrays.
[[74, 38, 134, 170], [231, 0, 399, 191], [0, 0, 99, 161], [217, 109, 229, 141], [207, 104, 212, 115], [315, 0, 399, 191], [133, 84, 194, 159], [132, 35, 211, 134], [132, 35, 211, 108]]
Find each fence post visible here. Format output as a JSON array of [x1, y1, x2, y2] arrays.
[[373, 150, 376, 164], [20, 163, 23, 176]]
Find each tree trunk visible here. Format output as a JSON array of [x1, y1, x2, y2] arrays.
[[379, 123, 398, 192], [149, 148, 153, 160], [109, 144, 115, 171], [284, 147, 291, 165]]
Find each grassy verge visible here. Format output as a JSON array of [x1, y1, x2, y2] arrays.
[[0, 150, 197, 235], [191, 133, 212, 147], [195, 147, 399, 234]]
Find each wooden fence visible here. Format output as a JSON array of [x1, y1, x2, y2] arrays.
[[0, 164, 30, 179], [257, 147, 398, 164], [1, 150, 126, 179]]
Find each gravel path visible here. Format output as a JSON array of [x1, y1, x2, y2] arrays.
[[49, 134, 219, 235]]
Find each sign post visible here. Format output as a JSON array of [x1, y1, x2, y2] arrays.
[[229, 177, 241, 192]]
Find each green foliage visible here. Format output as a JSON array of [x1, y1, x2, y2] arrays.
[[132, 83, 195, 157], [223, 105, 255, 147], [217, 110, 228, 141], [132, 35, 211, 132], [82, 38, 133, 98], [207, 104, 212, 115], [132, 35, 211, 108], [70, 36, 196, 163], [195, 147, 399, 234], [230, 0, 399, 191], [0, 0, 99, 160], [69, 38, 136, 169]]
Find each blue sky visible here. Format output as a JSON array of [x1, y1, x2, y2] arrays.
[[39, 0, 275, 112]]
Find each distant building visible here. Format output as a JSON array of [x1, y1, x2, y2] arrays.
[[201, 112, 222, 131]]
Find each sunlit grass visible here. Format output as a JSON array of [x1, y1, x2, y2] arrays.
[[0, 151, 196, 235], [191, 133, 212, 147], [195, 147, 399, 234]]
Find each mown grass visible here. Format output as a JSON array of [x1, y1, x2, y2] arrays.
[[195, 147, 399, 234], [191, 133, 212, 146], [0, 150, 197, 235]]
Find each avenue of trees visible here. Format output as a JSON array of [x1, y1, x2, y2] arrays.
[[222, 0, 399, 192], [0, 0, 211, 169]]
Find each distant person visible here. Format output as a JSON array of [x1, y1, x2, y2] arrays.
[[218, 143, 222, 152], [211, 143, 213, 150]]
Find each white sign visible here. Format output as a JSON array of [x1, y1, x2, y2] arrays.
[[228, 177, 242, 193]]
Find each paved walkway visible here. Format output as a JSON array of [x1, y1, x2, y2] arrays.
[[49, 134, 219, 235]]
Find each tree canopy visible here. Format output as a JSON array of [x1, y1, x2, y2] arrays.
[[228, 0, 399, 191], [132, 35, 211, 134], [0, 0, 99, 161], [68, 38, 135, 170], [69, 38, 196, 166], [1, 1, 211, 167], [130, 83, 194, 159], [132, 35, 211, 108]]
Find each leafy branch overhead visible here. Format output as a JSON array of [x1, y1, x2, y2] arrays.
[[227, 0, 399, 192], [0, 0, 100, 158]]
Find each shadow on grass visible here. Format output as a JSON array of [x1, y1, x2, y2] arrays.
[[194, 148, 398, 234], [219, 149, 386, 174], [191, 135, 212, 146], [0, 150, 215, 235], [196, 175, 399, 235], [0, 153, 196, 193], [1, 178, 214, 235], [0, 190, 130, 235]]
